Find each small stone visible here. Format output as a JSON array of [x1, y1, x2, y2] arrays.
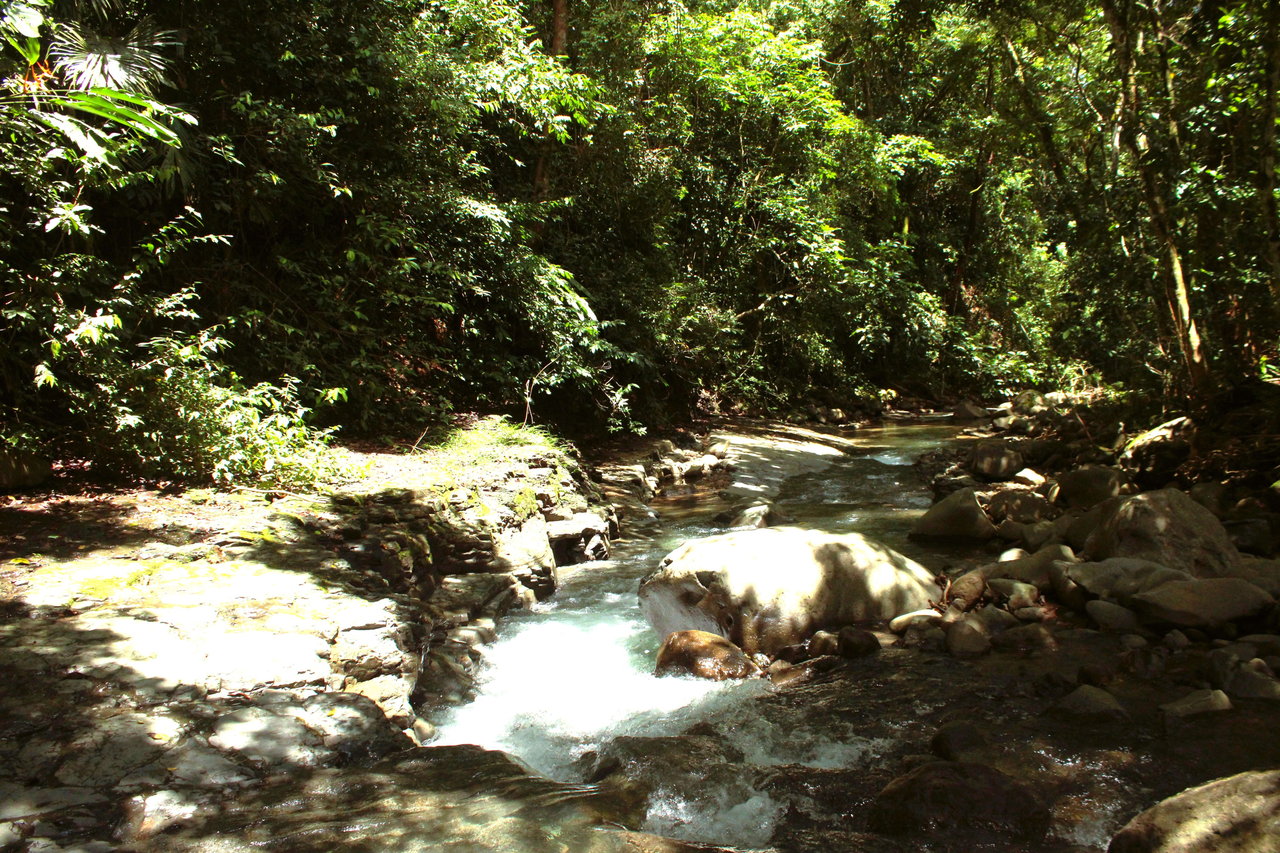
[[1163, 629, 1191, 650], [836, 626, 881, 658], [1160, 688, 1232, 720], [1120, 634, 1149, 649], [808, 630, 839, 657], [1051, 685, 1128, 720]]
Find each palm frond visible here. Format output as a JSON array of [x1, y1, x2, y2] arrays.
[[49, 17, 176, 94]]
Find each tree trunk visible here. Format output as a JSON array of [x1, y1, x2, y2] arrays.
[[1261, 0, 1280, 304], [1100, 0, 1210, 394]]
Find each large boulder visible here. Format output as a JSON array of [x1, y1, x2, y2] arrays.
[[639, 527, 940, 656], [1119, 416, 1194, 490], [912, 488, 997, 541], [1057, 465, 1129, 509], [654, 630, 761, 680], [0, 449, 51, 490], [1085, 489, 1242, 578], [1108, 770, 1280, 853], [1068, 559, 1194, 604], [970, 440, 1024, 481], [952, 400, 990, 420], [1130, 578, 1274, 628]]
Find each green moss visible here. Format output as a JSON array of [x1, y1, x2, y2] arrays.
[[511, 487, 540, 522]]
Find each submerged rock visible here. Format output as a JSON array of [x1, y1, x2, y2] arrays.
[[639, 527, 939, 656], [655, 630, 762, 681], [1108, 769, 1280, 853], [868, 761, 1050, 842]]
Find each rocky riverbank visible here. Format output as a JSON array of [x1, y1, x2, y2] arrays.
[[5, 407, 1280, 852], [0, 416, 750, 851]]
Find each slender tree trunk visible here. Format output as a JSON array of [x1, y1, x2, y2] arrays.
[[532, 0, 569, 212], [1100, 0, 1209, 394], [1262, 0, 1280, 303]]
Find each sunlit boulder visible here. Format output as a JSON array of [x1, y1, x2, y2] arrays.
[[655, 630, 762, 680], [639, 527, 940, 656]]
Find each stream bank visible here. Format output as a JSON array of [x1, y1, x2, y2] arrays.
[[3, 412, 1280, 851]]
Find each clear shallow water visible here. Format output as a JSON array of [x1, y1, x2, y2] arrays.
[[431, 421, 965, 845]]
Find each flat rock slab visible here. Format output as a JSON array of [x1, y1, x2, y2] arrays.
[[710, 425, 854, 501]]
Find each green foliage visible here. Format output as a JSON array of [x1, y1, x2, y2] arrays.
[[4, 0, 1275, 482]]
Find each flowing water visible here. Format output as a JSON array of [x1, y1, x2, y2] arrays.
[[431, 421, 969, 847]]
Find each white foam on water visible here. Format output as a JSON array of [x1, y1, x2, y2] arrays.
[[644, 786, 782, 848], [431, 607, 773, 779]]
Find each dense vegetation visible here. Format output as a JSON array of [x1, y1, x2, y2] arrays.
[[2, 0, 1277, 482]]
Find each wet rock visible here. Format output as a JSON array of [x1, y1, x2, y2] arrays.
[[1108, 769, 1280, 853], [724, 502, 790, 529], [140, 744, 658, 852], [836, 626, 881, 657], [912, 488, 998, 541], [1159, 689, 1232, 721], [868, 761, 1049, 841], [1163, 629, 1191, 650], [1087, 599, 1140, 632], [1085, 489, 1242, 578], [1131, 578, 1274, 628], [655, 630, 762, 680], [1057, 465, 1129, 509], [930, 721, 987, 761], [946, 617, 991, 658], [1051, 685, 1128, 721], [971, 440, 1024, 481], [640, 527, 939, 656]]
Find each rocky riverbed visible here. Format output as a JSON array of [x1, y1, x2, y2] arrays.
[[2, 409, 1280, 852]]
